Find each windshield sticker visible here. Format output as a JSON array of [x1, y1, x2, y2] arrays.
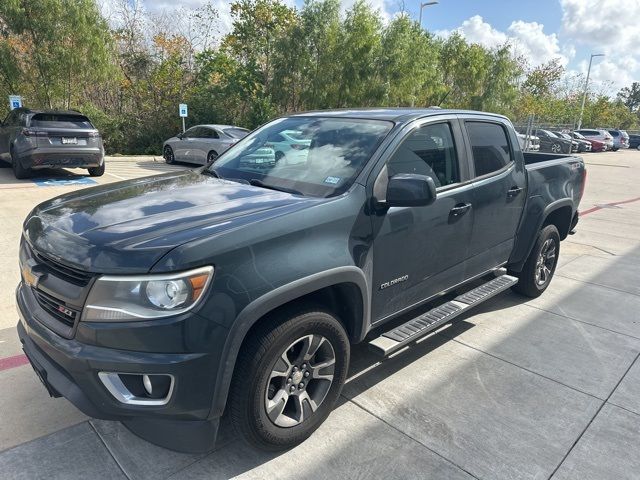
[[324, 176, 341, 185]]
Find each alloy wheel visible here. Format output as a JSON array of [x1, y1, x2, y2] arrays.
[[535, 238, 556, 286], [264, 334, 336, 428], [164, 146, 174, 164]]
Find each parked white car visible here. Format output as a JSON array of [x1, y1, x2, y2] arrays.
[[267, 129, 311, 165], [517, 133, 540, 152], [163, 124, 250, 165]]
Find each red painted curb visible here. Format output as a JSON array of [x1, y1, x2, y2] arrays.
[[580, 196, 640, 217], [0, 354, 29, 372]]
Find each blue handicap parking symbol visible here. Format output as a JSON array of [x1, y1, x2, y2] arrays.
[[11, 101, 20, 109], [32, 177, 97, 187]]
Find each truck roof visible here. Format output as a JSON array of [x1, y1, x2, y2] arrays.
[[290, 107, 510, 124]]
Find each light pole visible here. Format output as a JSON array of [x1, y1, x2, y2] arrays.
[[577, 53, 605, 130], [419, 1, 438, 27]]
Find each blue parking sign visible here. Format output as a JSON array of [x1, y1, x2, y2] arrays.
[[9, 95, 22, 110]]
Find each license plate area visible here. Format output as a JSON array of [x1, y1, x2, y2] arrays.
[[61, 137, 78, 145]]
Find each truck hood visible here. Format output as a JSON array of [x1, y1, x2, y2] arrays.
[[24, 170, 316, 272]]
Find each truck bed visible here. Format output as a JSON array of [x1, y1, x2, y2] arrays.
[[523, 152, 578, 165]]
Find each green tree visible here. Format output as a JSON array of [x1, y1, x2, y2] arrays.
[[617, 82, 640, 112], [0, 0, 114, 110]]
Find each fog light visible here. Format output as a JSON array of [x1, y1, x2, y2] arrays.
[[143, 374, 153, 395], [98, 372, 174, 406]]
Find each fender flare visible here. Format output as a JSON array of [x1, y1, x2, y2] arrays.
[[509, 198, 575, 272], [208, 266, 370, 418]]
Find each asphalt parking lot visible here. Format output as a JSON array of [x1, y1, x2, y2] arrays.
[[0, 151, 639, 479]]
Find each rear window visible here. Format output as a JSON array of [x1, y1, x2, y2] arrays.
[[30, 114, 93, 129], [466, 122, 513, 177], [223, 128, 249, 139]]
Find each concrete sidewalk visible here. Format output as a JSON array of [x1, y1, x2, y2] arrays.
[[0, 152, 639, 479]]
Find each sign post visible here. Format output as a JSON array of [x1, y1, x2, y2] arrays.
[[8, 95, 22, 110], [179, 103, 188, 133]]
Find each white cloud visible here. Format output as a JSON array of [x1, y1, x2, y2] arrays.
[[452, 15, 508, 49], [439, 15, 567, 67], [560, 0, 640, 93]]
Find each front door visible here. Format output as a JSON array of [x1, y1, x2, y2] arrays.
[[462, 119, 527, 276], [371, 119, 474, 322]]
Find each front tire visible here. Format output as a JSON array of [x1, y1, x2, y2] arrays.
[[511, 225, 560, 298], [164, 146, 175, 164], [229, 307, 350, 451], [551, 143, 562, 154], [207, 151, 218, 163]]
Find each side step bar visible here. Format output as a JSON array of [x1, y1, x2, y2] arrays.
[[369, 274, 518, 356]]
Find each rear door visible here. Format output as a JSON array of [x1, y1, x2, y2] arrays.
[[370, 117, 475, 322], [197, 127, 222, 163], [462, 118, 526, 276]]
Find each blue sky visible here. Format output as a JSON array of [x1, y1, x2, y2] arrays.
[[113, 0, 639, 95]]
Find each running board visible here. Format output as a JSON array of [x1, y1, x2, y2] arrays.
[[369, 274, 518, 356]]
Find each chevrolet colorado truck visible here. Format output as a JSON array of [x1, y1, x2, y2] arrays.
[[16, 109, 586, 453]]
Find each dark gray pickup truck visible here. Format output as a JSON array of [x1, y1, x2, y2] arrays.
[[16, 108, 586, 452]]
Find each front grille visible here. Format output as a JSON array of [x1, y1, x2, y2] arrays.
[[32, 251, 93, 286], [32, 288, 80, 328]]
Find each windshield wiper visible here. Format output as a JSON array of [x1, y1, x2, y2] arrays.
[[249, 179, 302, 196]]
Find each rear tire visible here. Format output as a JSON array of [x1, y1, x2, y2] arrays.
[[511, 225, 560, 298], [207, 151, 218, 163], [88, 163, 105, 177], [11, 150, 30, 179], [551, 143, 562, 154], [229, 306, 349, 451]]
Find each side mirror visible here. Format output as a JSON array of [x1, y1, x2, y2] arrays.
[[386, 174, 437, 207], [177, 133, 184, 139]]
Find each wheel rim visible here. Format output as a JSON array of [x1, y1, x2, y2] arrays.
[[208, 152, 217, 162], [264, 334, 336, 428], [551, 143, 561, 153], [535, 238, 557, 287], [165, 147, 174, 163]]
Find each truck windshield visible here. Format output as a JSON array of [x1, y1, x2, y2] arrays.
[[208, 117, 393, 197]]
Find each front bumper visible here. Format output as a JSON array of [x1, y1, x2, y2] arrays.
[[16, 282, 223, 452]]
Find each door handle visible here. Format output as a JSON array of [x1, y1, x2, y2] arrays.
[[450, 203, 472, 216], [507, 186, 523, 198]]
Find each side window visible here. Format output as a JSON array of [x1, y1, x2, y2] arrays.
[[201, 128, 219, 139], [466, 122, 513, 177], [182, 127, 198, 138], [387, 122, 460, 188]]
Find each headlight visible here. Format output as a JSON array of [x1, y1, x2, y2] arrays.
[[83, 266, 214, 322]]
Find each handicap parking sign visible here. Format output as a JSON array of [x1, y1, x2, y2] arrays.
[[9, 95, 22, 110], [33, 177, 97, 187], [179, 103, 188, 117]]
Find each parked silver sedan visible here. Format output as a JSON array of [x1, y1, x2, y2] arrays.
[[163, 124, 250, 165]]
